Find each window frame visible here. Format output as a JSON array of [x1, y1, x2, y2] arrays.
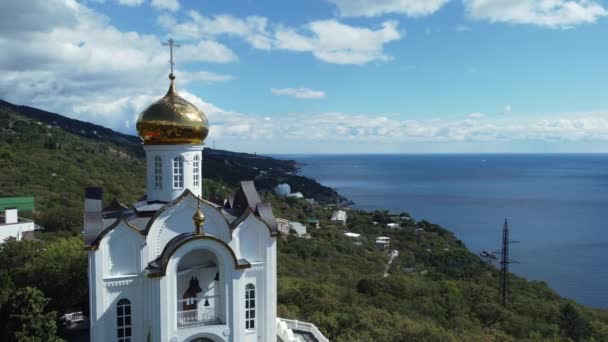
[[116, 298, 132, 342], [193, 154, 200, 187], [154, 156, 163, 190], [172, 156, 184, 189], [245, 283, 256, 331]]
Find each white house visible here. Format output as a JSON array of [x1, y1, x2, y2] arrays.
[[85, 68, 327, 342], [0, 206, 36, 243], [330, 210, 347, 225], [386, 223, 400, 229], [273, 183, 291, 196], [375, 237, 390, 251], [276, 219, 307, 238], [286, 192, 304, 199]]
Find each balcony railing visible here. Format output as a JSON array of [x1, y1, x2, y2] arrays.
[[280, 318, 330, 342], [176, 296, 220, 328]]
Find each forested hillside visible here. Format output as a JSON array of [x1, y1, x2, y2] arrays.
[[0, 100, 607, 341], [0, 100, 342, 234]]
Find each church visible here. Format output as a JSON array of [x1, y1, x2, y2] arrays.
[[84, 44, 327, 342]]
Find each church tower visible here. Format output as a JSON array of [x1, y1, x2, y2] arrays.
[[136, 40, 209, 202], [85, 40, 279, 342]]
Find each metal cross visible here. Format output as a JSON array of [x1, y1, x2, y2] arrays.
[[162, 38, 181, 76]]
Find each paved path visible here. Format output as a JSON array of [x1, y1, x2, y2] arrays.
[[384, 250, 399, 278]]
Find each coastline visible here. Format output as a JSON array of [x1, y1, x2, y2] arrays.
[[286, 153, 608, 310]]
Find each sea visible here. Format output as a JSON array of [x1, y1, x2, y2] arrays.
[[279, 154, 608, 309]]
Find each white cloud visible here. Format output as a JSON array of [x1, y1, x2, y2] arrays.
[[178, 70, 234, 83], [468, 112, 485, 118], [326, 0, 607, 28], [271, 88, 326, 100], [275, 20, 402, 64], [116, 0, 145, 7], [151, 0, 180, 12], [327, 0, 450, 17], [0, 0, 235, 132], [179, 40, 239, 63], [204, 110, 608, 145], [463, 0, 607, 28], [159, 12, 273, 50], [159, 11, 403, 65]]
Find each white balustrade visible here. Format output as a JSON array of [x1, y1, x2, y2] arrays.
[[176, 296, 220, 328], [280, 318, 330, 342]]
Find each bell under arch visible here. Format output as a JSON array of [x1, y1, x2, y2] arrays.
[[176, 248, 223, 327]]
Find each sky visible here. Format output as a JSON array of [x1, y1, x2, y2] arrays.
[[2, 0, 608, 153]]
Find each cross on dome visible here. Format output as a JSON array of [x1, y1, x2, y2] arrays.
[[162, 38, 181, 79]]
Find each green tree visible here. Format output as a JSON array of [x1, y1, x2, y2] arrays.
[[559, 303, 588, 341], [4, 287, 62, 342]]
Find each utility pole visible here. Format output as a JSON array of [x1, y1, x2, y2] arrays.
[[498, 219, 519, 307]]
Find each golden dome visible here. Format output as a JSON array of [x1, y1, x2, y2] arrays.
[[136, 76, 209, 145]]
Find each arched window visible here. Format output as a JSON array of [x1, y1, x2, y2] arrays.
[[116, 298, 132, 342], [193, 154, 200, 187], [154, 156, 162, 189], [245, 284, 255, 330], [173, 156, 184, 189]]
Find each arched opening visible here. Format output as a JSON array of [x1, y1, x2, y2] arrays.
[[176, 249, 223, 327]]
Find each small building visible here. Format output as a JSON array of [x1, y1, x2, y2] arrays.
[[344, 232, 360, 238], [286, 192, 304, 199], [274, 183, 291, 196], [375, 236, 390, 251], [386, 222, 400, 229], [307, 219, 320, 229], [0, 197, 36, 243], [276, 219, 307, 238], [289, 222, 307, 237], [331, 210, 347, 225]]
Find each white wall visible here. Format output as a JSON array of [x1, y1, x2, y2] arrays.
[[145, 144, 205, 203], [0, 221, 35, 242]]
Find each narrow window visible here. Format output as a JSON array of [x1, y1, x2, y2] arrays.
[[193, 154, 200, 187], [116, 298, 132, 342], [173, 156, 184, 189], [245, 284, 255, 330], [154, 156, 162, 189]]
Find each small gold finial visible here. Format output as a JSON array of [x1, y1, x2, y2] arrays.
[[193, 197, 205, 235]]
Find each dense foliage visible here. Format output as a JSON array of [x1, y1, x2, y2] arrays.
[[1, 101, 607, 341]]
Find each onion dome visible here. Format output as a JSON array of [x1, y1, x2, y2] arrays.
[[136, 75, 209, 145]]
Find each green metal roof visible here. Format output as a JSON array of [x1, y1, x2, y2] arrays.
[[0, 197, 35, 211]]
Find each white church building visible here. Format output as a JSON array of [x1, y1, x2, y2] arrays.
[[84, 47, 328, 342]]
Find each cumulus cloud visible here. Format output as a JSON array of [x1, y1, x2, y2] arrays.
[[463, 0, 607, 28], [151, 0, 180, 12], [116, 0, 145, 7], [158, 12, 274, 50], [0, 0, 235, 132], [274, 20, 402, 64], [271, 88, 326, 99], [200, 109, 608, 145], [325, 0, 607, 28], [468, 112, 485, 118], [327, 0, 450, 17], [159, 11, 403, 65]]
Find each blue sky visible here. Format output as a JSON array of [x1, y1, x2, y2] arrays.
[[2, 0, 608, 153]]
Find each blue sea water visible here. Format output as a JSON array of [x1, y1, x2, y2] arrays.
[[282, 154, 608, 309]]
